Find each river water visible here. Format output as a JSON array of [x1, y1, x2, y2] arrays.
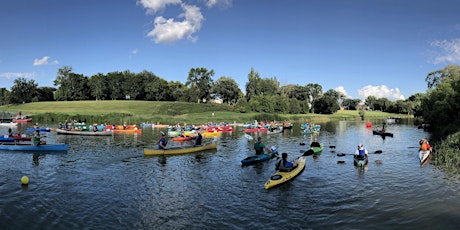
[[0, 120, 459, 230]]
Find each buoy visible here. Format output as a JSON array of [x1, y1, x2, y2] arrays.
[[21, 176, 29, 185], [365, 121, 372, 128]]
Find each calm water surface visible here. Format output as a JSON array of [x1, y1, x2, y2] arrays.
[[0, 120, 459, 229]]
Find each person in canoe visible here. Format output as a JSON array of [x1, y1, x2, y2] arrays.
[[194, 132, 203, 146], [158, 131, 168, 150], [93, 124, 99, 132], [354, 144, 368, 158], [276, 152, 298, 172], [8, 128, 13, 136], [310, 137, 321, 147], [33, 130, 46, 146], [419, 138, 431, 151], [254, 136, 266, 155]]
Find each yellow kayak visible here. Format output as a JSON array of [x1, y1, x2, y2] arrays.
[[143, 142, 217, 156], [201, 131, 221, 138], [264, 156, 306, 189]]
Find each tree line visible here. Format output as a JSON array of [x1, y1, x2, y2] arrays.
[[0, 66, 426, 116]]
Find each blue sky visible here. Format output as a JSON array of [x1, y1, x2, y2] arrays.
[[1, 0, 459, 101]]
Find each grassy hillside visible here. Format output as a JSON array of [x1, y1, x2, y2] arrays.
[[0, 100, 411, 124]]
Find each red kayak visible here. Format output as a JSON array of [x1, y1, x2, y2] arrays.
[[243, 128, 268, 133], [12, 118, 32, 123]]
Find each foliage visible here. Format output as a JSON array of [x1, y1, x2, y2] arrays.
[[186, 67, 215, 103], [313, 89, 340, 114], [211, 76, 243, 105], [433, 131, 460, 173], [342, 98, 361, 110], [10, 78, 39, 104], [0, 88, 11, 105], [422, 64, 460, 139]]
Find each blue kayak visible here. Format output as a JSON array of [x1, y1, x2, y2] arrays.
[[0, 143, 68, 151], [241, 147, 278, 166], [0, 137, 15, 142], [27, 127, 52, 132]]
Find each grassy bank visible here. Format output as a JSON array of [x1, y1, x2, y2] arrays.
[[0, 100, 411, 125]]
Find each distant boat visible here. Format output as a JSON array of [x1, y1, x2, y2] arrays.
[[0, 143, 68, 151], [0, 122, 17, 126], [12, 117, 33, 123], [56, 128, 113, 136]]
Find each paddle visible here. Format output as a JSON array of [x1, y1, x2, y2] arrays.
[[244, 133, 254, 140], [337, 150, 383, 157]]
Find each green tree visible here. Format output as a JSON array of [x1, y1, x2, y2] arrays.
[[374, 98, 392, 112], [168, 81, 186, 101], [123, 70, 143, 100], [364, 95, 377, 110], [342, 98, 361, 110], [407, 93, 426, 117], [37, 87, 56, 101], [106, 71, 125, 100], [422, 65, 460, 137], [425, 64, 460, 89], [306, 83, 323, 113], [54, 66, 89, 101], [212, 76, 243, 105], [89, 73, 108, 100], [0, 88, 11, 105], [10, 78, 39, 104], [186, 67, 215, 103], [245, 68, 262, 102], [313, 89, 340, 114], [145, 77, 169, 101]]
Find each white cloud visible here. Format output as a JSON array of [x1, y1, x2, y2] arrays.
[[147, 4, 203, 44], [137, 0, 181, 14], [430, 38, 460, 64], [334, 86, 349, 98], [0, 72, 35, 79], [139, 0, 231, 44], [33, 56, 59, 66], [205, 0, 232, 8], [357, 85, 405, 101]]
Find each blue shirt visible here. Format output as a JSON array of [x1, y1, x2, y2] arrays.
[[158, 137, 167, 149]]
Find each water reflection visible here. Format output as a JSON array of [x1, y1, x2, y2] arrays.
[[0, 120, 459, 229]]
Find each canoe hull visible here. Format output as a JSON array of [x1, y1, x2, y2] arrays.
[[56, 128, 113, 136], [419, 150, 431, 165], [0, 143, 68, 151], [143, 142, 218, 156], [264, 156, 306, 189], [12, 118, 32, 123], [354, 155, 368, 167], [372, 130, 394, 137], [241, 150, 278, 166]]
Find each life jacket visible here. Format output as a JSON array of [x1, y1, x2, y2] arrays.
[[421, 143, 427, 151], [276, 159, 292, 172], [358, 149, 366, 157]]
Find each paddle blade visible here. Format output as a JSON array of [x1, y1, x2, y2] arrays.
[[374, 150, 382, 154], [303, 149, 314, 156]]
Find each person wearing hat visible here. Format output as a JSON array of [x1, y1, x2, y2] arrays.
[[354, 144, 368, 157], [158, 131, 168, 150]]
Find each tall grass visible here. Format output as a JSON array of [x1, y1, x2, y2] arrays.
[[433, 132, 460, 174], [0, 100, 411, 125]]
